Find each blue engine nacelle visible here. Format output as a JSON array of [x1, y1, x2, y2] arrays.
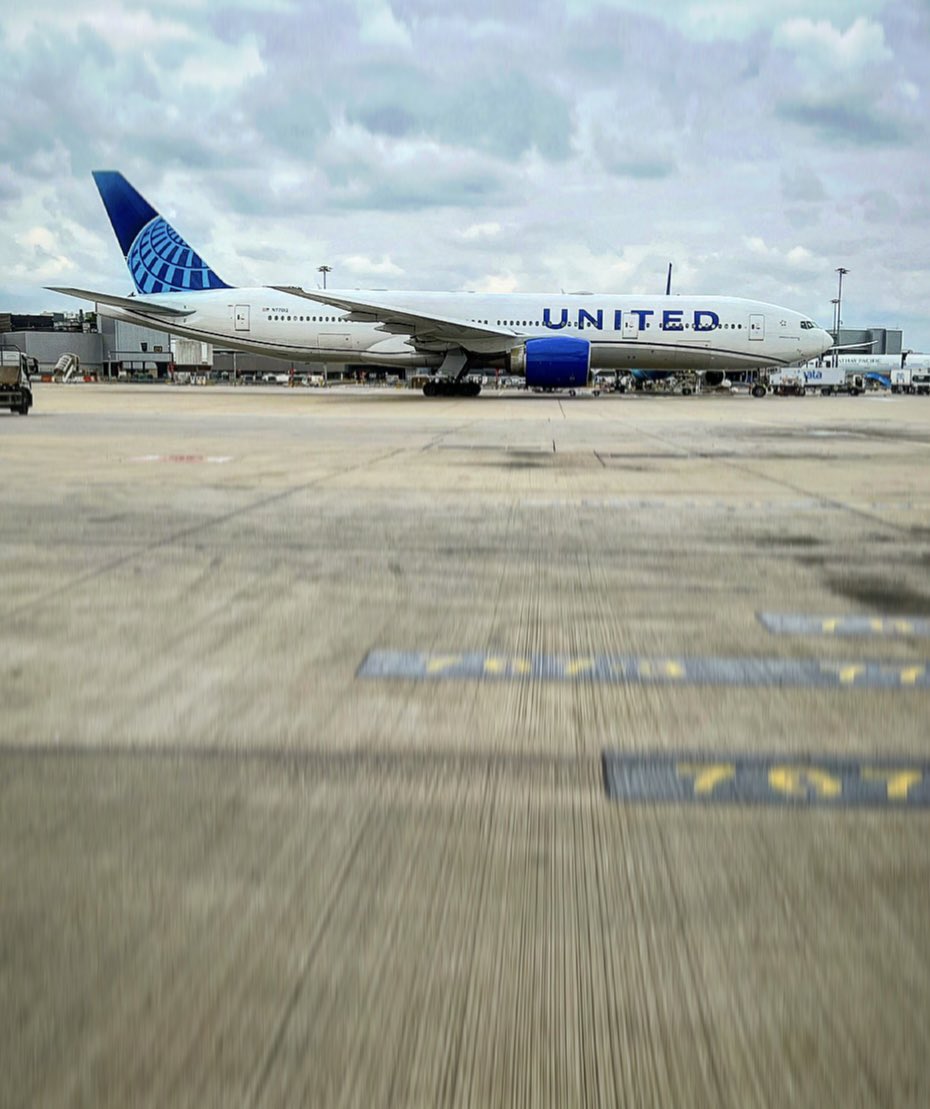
[[511, 336, 591, 390]]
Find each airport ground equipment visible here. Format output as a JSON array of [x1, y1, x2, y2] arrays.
[[0, 349, 34, 415], [891, 368, 930, 395], [770, 366, 863, 396], [53, 352, 80, 382], [770, 369, 806, 396]]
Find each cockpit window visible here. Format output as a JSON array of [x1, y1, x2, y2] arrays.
[[800, 320, 817, 329]]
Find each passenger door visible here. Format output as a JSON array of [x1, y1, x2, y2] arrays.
[[234, 305, 250, 332], [749, 314, 765, 341]]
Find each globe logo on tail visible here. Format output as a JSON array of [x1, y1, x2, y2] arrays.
[[128, 216, 228, 294]]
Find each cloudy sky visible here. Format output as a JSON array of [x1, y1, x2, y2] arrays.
[[4, 0, 929, 345]]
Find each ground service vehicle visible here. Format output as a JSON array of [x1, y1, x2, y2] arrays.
[[891, 368, 930, 394], [770, 366, 863, 396], [0, 350, 34, 415]]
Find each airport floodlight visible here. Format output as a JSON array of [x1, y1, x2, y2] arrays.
[[317, 264, 332, 290], [833, 268, 846, 368]]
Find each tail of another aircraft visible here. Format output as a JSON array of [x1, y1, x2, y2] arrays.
[[92, 171, 231, 294]]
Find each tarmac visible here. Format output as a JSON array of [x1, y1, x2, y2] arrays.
[[2, 383, 930, 1106]]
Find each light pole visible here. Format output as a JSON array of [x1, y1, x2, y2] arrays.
[[317, 265, 332, 386], [834, 267, 848, 367]]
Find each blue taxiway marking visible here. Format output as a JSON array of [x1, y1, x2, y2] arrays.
[[758, 613, 930, 638], [358, 651, 930, 689], [602, 752, 930, 807]]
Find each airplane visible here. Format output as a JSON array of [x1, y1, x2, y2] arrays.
[[50, 172, 834, 396], [826, 353, 930, 373]]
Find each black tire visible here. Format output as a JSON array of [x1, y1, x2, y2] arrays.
[[751, 384, 766, 398]]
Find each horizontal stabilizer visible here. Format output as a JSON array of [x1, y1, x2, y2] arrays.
[[47, 287, 196, 317]]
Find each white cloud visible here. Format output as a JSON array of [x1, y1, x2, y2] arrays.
[[457, 222, 502, 241], [744, 238, 819, 269], [7, 5, 198, 50], [355, 0, 411, 48], [14, 227, 76, 279], [568, 0, 888, 41], [470, 273, 519, 294], [775, 16, 892, 70], [175, 36, 265, 91], [786, 245, 815, 266], [341, 254, 403, 276]]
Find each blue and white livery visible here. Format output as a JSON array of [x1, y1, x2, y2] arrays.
[[51, 172, 834, 395]]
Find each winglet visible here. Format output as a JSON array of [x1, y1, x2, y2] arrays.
[[92, 171, 231, 294]]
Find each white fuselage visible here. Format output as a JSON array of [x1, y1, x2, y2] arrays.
[[824, 353, 930, 372], [98, 289, 833, 370]]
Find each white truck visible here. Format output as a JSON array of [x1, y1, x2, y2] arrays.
[[0, 349, 34, 415], [770, 365, 863, 396], [891, 368, 930, 395]]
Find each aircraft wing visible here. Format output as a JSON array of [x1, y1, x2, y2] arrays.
[[47, 287, 196, 317], [271, 285, 518, 345]]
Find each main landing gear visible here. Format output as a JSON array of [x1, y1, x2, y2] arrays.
[[422, 351, 482, 396], [423, 378, 482, 397]]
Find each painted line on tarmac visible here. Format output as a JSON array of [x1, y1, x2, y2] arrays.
[[602, 751, 930, 807], [130, 454, 233, 464], [358, 650, 930, 689], [758, 613, 930, 638]]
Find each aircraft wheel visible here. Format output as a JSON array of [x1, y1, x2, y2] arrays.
[[569, 389, 576, 397], [423, 380, 436, 397]]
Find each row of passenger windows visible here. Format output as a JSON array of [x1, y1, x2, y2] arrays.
[[267, 314, 749, 330], [270, 315, 340, 322]]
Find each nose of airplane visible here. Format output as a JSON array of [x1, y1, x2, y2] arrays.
[[813, 328, 834, 358]]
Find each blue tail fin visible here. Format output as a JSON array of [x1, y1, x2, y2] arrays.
[[92, 171, 231, 294]]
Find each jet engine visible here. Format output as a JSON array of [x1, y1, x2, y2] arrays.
[[704, 370, 726, 387], [509, 336, 592, 390]]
